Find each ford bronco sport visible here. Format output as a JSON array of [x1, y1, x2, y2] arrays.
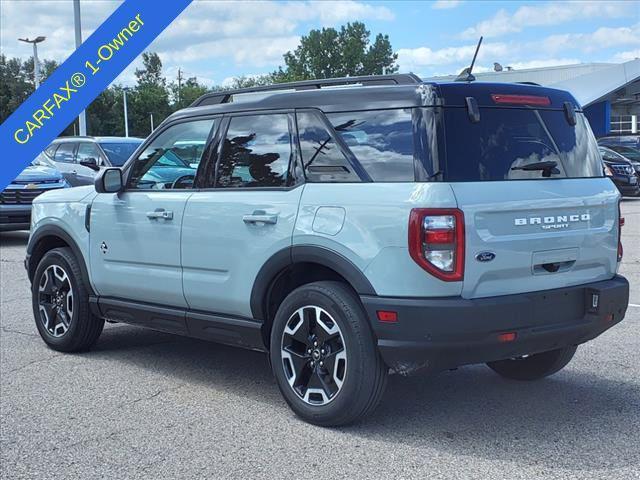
[[26, 74, 630, 426]]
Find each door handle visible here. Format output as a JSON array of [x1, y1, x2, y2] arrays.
[[243, 211, 278, 225], [146, 208, 174, 220]]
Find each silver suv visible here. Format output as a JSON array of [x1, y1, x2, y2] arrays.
[[26, 75, 630, 426]]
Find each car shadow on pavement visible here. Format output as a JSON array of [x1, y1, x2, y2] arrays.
[[86, 323, 640, 472], [0, 231, 29, 247]]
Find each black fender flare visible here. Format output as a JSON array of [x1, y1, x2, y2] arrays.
[[26, 225, 93, 293], [250, 245, 376, 321]]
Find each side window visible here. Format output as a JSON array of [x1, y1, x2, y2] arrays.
[[44, 144, 58, 158], [296, 111, 360, 182], [53, 143, 76, 163], [327, 109, 415, 182], [128, 119, 215, 190], [76, 143, 103, 164], [216, 114, 291, 188]]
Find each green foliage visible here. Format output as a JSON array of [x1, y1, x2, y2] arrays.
[[275, 21, 398, 81]]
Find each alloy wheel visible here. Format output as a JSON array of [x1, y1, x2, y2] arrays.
[[281, 305, 347, 406], [38, 265, 73, 338]]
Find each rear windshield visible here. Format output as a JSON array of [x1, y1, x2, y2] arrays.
[[100, 142, 141, 166], [442, 108, 602, 181]]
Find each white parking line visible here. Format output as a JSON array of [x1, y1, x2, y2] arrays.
[[630, 304, 640, 308]]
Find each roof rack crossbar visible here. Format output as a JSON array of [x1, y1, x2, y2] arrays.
[[190, 73, 422, 107]]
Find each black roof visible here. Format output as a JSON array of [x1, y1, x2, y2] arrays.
[[167, 74, 581, 124]]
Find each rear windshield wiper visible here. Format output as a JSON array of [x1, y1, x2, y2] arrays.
[[511, 160, 560, 177]]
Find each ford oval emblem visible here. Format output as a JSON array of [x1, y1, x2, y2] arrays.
[[475, 251, 496, 262]]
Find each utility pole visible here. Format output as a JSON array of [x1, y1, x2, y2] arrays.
[[177, 68, 183, 105], [73, 0, 87, 135], [18, 36, 46, 88], [150, 113, 154, 133], [123, 88, 129, 137]]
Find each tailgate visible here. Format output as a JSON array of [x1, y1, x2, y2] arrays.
[[450, 179, 619, 299]]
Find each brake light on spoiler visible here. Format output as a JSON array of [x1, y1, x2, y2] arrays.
[[491, 94, 551, 106], [409, 208, 465, 282]]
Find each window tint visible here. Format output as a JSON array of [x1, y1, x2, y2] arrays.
[[297, 111, 360, 182], [327, 109, 415, 181], [128, 119, 215, 190], [216, 114, 291, 188], [54, 143, 76, 163], [76, 143, 103, 164], [442, 108, 602, 181]]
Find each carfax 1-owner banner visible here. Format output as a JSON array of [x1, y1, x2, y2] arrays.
[[0, 0, 192, 191]]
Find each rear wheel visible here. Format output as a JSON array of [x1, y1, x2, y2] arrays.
[[32, 247, 104, 352], [270, 281, 387, 426], [487, 345, 577, 381]]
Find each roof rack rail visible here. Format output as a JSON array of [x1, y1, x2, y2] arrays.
[[190, 73, 422, 107]]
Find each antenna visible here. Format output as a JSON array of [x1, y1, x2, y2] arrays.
[[455, 36, 483, 82]]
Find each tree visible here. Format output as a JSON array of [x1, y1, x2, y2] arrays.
[[169, 76, 208, 110], [131, 52, 171, 136], [274, 22, 398, 81]]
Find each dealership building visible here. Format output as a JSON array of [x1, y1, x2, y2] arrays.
[[426, 58, 640, 138]]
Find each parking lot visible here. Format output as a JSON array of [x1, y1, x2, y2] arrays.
[[0, 200, 638, 480]]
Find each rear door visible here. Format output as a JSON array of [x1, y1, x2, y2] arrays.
[[441, 106, 619, 299], [181, 112, 303, 318]]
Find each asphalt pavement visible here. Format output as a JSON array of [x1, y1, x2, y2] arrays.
[[1, 199, 639, 479]]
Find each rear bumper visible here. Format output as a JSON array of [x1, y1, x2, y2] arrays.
[[361, 275, 629, 375], [0, 204, 32, 231]]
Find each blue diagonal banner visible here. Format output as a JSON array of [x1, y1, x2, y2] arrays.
[[0, 0, 193, 190]]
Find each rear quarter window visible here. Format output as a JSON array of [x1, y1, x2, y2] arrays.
[[327, 109, 415, 182]]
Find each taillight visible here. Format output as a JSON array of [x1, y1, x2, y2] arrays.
[[409, 208, 465, 281], [618, 200, 624, 262], [491, 94, 551, 106]]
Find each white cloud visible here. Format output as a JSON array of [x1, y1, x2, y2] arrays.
[[611, 49, 640, 62], [432, 0, 462, 9], [461, 1, 633, 39], [540, 24, 640, 54], [397, 42, 510, 71]]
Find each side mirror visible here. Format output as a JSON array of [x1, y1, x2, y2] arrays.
[[95, 168, 123, 193], [80, 157, 100, 170]]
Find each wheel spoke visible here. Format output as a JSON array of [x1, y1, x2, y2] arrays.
[[313, 308, 339, 344], [39, 270, 55, 294]]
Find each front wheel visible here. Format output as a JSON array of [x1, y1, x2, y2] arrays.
[[32, 247, 104, 352], [487, 345, 577, 381], [270, 281, 387, 426]]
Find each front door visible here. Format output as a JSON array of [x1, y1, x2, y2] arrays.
[[182, 113, 303, 318], [89, 118, 217, 308]]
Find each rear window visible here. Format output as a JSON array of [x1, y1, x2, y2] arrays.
[[442, 108, 602, 181]]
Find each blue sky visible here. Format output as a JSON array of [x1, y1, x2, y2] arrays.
[[1, 0, 638, 86]]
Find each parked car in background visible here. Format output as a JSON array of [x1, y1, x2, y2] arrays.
[[597, 143, 640, 177], [1, 154, 70, 231], [45, 136, 143, 186], [599, 146, 640, 196], [598, 135, 640, 150]]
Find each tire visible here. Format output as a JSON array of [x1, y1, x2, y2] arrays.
[[270, 281, 387, 426], [31, 247, 104, 352], [487, 345, 577, 381]]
